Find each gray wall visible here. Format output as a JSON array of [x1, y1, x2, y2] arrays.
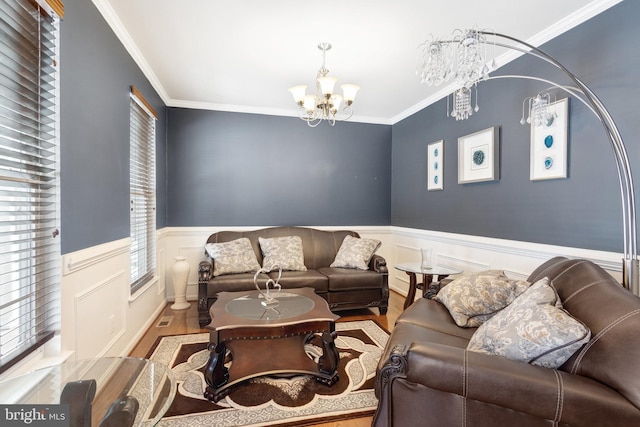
[[391, 0, 640, 253], [59, 0, 637, 256], [60, 0, 167, 254], [167, 109, 391, 226]]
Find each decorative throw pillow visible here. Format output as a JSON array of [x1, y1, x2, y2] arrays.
[[204, 238, 261, 276], [258, 236, 307, 271], [435, 270, 530, 327], [467, 277, 591, 369], [330, 235, 381, 270]]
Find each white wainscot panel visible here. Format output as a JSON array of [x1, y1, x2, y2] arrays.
[[157, 246, 166, 296], [74, 271, 126, 359]]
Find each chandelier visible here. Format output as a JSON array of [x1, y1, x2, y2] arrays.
[[417, 28, 496, 120], [288, 43, 360, 127], [520, 91, 557, 127]]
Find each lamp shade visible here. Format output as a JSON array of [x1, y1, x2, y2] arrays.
[[288, 85, 307, 104], [331, 94, 343, 111], [341, 84, 360, 102], [317, 76, 338, 95], [303, 94, 316, 112]]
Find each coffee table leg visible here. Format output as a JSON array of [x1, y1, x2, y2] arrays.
[[316, 331, 339, 386], [204, 342, 229, 402]]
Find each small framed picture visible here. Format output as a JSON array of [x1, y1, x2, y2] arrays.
[[458, 126, 500, 184], [427, 140, 444, 191], [530, 98, 569, 181]]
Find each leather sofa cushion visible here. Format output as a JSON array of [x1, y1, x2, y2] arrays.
[[206, 273, 269, 296], [379, 322, 471, 371], [317, 267, 384, 291], [396, 298, 476, 340], [207, 271, 329, 295], [267, 270, 329, 293]]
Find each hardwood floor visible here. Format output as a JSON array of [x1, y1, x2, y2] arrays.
[[128, 290, 405, 426]]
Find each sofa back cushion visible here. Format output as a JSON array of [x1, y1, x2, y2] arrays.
[[205, 227, 360, 269], [543, 258, 640, 410]]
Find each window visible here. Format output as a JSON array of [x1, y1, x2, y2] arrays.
[[129, 86, 157, 294], [0, 0, 64, 374]]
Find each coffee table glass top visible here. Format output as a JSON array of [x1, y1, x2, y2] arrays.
[[395, 262, 462, 276], [226, 291, 315, 321], [0, 357, 175, 427]]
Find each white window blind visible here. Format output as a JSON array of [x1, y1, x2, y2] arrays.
[[0, 0, 62, 373], [129, 87, 156, 294]]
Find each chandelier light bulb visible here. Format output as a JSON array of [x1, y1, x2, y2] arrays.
[[341, 84, 360, 104], [318, 76, 337, 96], [288, 85, 307, 105], [331, 94, 343, 112], [303, 94, 316, 112]]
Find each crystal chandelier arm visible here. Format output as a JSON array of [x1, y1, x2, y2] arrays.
[[489, 75, 629, 249], [489, 75, 597, 116], [481, 31, 637, 292]]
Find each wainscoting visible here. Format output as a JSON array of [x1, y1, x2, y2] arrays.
[[388, 227, 623, 305], [60, 235, 168, 362], [161, 225, 623, 306], [11, 225, 617, 380]]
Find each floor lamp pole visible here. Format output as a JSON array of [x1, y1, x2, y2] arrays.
[[485, 32, 639, 295]]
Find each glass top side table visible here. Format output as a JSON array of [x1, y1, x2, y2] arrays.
[[0, 356, 175, 427], [395, 262, 462, 310]]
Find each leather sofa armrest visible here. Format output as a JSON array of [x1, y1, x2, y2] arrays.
[[397, 342, 636, 423], [198, 259, 213, 283], [369, 254, 388, 274], [197, 259, 214, 327]]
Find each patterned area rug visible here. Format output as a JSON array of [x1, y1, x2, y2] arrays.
[[146, 320, 389, 427]]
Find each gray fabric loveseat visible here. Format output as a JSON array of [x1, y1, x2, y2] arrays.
[[373, 257, 640, 426], [197, 226, 389, 327]]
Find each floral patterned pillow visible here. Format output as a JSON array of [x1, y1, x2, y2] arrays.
[[435, 270, 530, 327], [467, 277, 591, 369], [204, 238, 261, 276], [330, 235, 381, 270], [258, 236, 307, 271]]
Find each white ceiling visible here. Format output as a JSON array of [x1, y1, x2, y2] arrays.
[[93, 0, 620, 125]]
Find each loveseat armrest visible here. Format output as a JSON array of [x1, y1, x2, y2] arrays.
[[370, 254, 388, 274], [374, 342, 640, 426], [198, 259, 213, 283], [197, 259, 213, 327]]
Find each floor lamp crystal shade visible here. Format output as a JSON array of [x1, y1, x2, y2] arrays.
[[171, 256, 191, 310]]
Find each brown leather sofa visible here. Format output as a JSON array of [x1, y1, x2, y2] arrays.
[[373, 257, 640, 426], [197, 226, 388, 327]]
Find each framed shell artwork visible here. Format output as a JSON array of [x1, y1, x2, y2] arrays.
[[530, 98, 569, 181], [458, 126, 500, 184], [428, 140, 444, 191]]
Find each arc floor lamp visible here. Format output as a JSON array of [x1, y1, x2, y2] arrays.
[[417, 29, 638, 295]]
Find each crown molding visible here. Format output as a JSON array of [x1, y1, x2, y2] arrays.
[[91, 0, 171, 105], [168, 99, 393, 125], [93, 0, 621, 124]]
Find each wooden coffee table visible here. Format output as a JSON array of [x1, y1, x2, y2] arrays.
[[203, 287, 340, 402]]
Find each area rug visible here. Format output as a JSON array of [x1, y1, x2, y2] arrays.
[[146, 320, 389, 427]]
